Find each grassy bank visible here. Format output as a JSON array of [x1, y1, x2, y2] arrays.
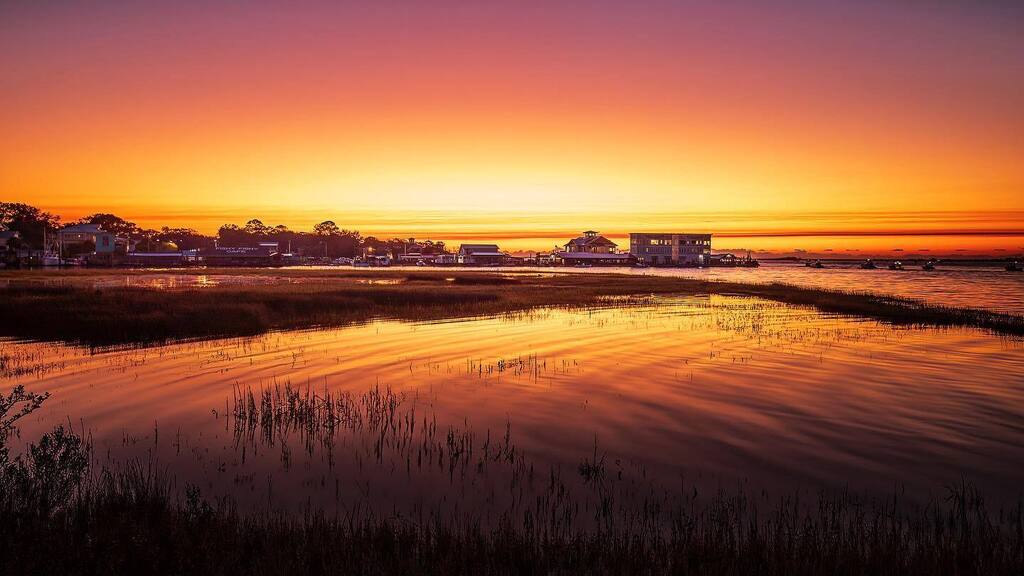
[[1, 269, 1022, 345]]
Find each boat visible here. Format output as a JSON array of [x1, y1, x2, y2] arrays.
[[888, 260, 904, 270], [922, 260, 936, 271], [1007, 261, 1022, 272], [806, 259, 824, 269], [860, 259, 877, 270]]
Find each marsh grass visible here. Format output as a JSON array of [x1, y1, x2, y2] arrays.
[[2, 385, 1024, 574], [2, 269, 1022, 346]]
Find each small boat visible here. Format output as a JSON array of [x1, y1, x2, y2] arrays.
[[806, 259, 825, 269], [888, 260, 904, 270], [922, 260, 936, 271], [1007, 261, 1022, 272], [860, 259, 877, 270]]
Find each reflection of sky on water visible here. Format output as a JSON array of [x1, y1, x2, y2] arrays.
[[4, 295, 1024, 516]]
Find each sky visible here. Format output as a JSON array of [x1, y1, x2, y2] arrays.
[[2, 0, 1022, 255]]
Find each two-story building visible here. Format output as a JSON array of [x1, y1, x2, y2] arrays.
[[629, 233, 712, 266], [557, 231, 636, 266]]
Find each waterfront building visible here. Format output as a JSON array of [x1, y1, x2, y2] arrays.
[[563, 230, 617, 253], [629, 233, 712, 266], [201, 246, 282, 266], [0, 230, 21, 249], [59, 223, 127, 255], [557, 230, 637, 266], [457, 244, 504, 266]]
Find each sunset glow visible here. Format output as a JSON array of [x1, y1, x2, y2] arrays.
[[3, 1, 1022, 254]]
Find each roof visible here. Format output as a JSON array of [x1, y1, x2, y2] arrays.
[[565, 234, 617, 249], [61, 223, 104, 234], [629, 232, 712, 238], [463, 252, 504, 257], [458, 244, 501, 254]]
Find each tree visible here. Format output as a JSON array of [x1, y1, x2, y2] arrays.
[[243, 219, 270, 237], [157, 227, 216, 251], [75, 213, 140, 239], [314, 221, 341, 237], [0, 202, 61, 248]]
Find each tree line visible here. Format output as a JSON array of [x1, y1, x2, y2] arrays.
[[0, 202, 447, 259]]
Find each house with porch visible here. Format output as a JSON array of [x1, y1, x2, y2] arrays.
[[556, 231, 636, 266]]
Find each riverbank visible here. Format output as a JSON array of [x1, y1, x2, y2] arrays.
[[1, 269, 1022, 346]]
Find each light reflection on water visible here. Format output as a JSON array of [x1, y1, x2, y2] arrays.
[[4, 295, 1024, 515], [542, 261, 1024, 315]]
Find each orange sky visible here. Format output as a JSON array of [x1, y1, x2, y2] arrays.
[[2, 1, 1022, 255]]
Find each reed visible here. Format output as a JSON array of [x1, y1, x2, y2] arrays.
[[1, 269, 1021, 346], [2, 385, 1022, 574]]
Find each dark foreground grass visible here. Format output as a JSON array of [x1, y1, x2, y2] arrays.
[[2, 472, 1021, 576], [1, 269, 1022, 346], [1, 420, 1022, 574], [3, 375, 1024, 575]]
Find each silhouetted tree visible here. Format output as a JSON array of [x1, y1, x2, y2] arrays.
[[0, 202, 61, 248], [75, 213, 142, 239]]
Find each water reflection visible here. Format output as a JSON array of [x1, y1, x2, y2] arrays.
[[564, 261, 1024, 314], [4, 295, 1024, 516]]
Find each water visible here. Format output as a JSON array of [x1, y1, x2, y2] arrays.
[[553, 261, 1024, 315], [5, 261, 1023, 315], [5, 295, 1024, 516]]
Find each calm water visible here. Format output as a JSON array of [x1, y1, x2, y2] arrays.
[[547, 261, 1024, 315], [5, 261, 1023, 315], [4, 295, 1024, 517]]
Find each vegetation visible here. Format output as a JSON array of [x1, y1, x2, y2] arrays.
[[1, 385, 1022, 575], [0, 201, 446, 261], [0, 269, 1022, 346]]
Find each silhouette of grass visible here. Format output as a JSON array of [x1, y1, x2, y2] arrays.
[[0, 269, 1021, 346], [1, 384, 1022, 575]]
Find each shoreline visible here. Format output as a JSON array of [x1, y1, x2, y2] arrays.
[[1, 268, 1022, 346]]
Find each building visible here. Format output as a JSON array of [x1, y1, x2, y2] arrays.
[[557, 230, 637, 266], [0, 230, 21, 249], [126, 252, 190, 267], [58, 223, 129, 265], [201, 246, 283, 266], [457, 244, 504, 266], [558, 252, 636, 266], [60, 223, 128, 255], [629, 233, 712, 266], [563, 230, 617, 254]]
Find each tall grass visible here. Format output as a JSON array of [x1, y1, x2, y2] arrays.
[[3, 384, 1023, 574], [1, 271, 1022, 346]]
